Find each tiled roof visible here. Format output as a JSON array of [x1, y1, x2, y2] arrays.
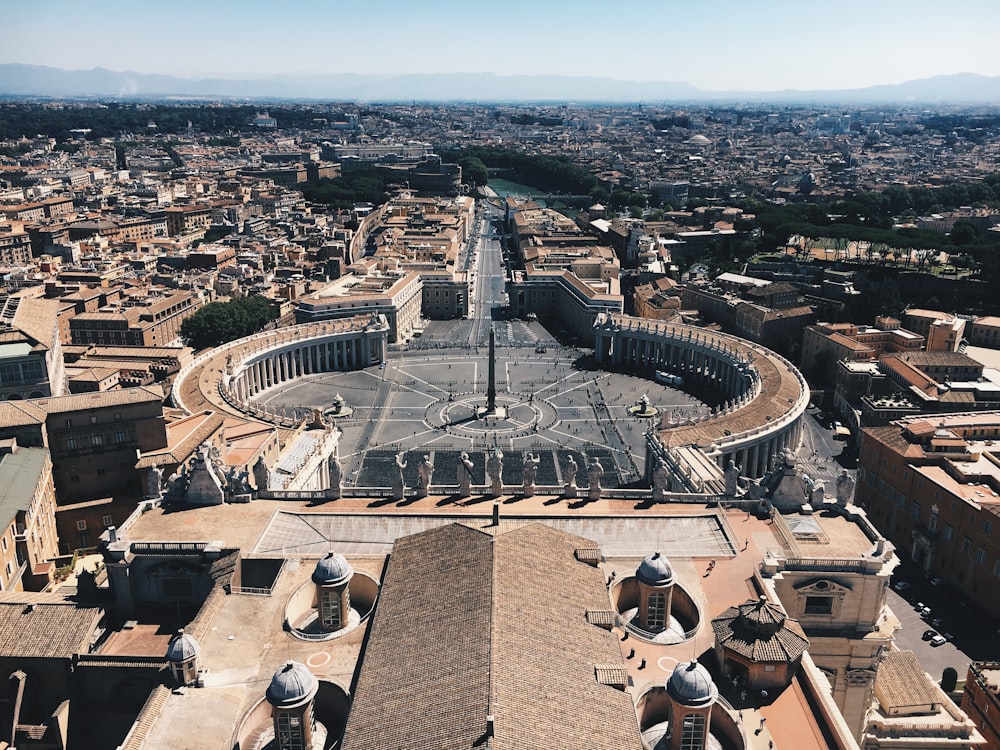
[[712, 599, 809, 663], [0, 598, 103, 659], [875, 651, 941, 712], [29, 385, 164, 415], [341, 522, 642, 750]]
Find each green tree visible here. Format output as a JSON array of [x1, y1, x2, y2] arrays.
[[458, 156, 488, 187], [950, 221, 979, 245], [180, 297, 277, 349]]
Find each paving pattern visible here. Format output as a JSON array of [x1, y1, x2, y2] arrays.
[[253, 511, 735, 558], [258, 347, 706, 490]]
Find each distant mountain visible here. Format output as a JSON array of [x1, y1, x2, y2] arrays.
[[1, 64, 998, 104]]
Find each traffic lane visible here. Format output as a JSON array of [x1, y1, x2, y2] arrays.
[[890, 557, 996, 661], [887, 587, 968, 681]]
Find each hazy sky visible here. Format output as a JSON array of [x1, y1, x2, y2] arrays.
[[3, 0, 999, 91]]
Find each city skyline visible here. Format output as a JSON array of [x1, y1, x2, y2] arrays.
[[3, 0, 1000, 94]]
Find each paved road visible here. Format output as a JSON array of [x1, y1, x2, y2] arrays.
[[468, 212, 508, 347], [888, 556, 996, 684]]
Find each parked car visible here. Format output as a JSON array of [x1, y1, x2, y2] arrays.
[[943, 632, 955, 642], [930, 634, 947, 647], [932, 617, 944, 629], [921, 629, 937, 641], [893, 581, 910, 592], [929, 577, 944, 587]]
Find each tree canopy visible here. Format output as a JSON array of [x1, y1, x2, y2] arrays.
[[180, 296, 276, 350], [436, 146, 596, 194]]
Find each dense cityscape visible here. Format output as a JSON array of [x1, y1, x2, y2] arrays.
[[0, 91, 999, 750]]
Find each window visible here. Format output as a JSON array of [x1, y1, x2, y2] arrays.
[[114, 430, 126, 444], [276, 711, 305, 750], [64, 419, 72, 428], [804, 596, 834, 615], [320, 589, 341, 629], [962, 537, 972, 555], [911, 503, 920, 519], [647, 592, 666, 631], [943, 524, 954, 541], [928, 513, 938, 533], [680, 713, 706, 750], [92, 433, 103, 446], [102, 515, 113, 527], [90, 415, 97, 425], [977, 546, 987, 565], [65, 436, 77, 450], [114, 412, 122, 422], [993, 559, 1000, 577], [985, 520, 993, 534], [76, 520, 87, 531]]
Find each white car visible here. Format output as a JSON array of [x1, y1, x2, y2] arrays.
[[930, 634, 947, 647]]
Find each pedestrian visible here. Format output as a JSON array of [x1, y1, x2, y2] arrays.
[[758, 717, 766, 731], [743, 538, 749, 550], [760, 689, 768, 703], [740, 689, 747, 703]]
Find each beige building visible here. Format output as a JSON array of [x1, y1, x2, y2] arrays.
[[69, 289, 205, 348], [295, 270, 422, 343], [0, 442, 59, 592]]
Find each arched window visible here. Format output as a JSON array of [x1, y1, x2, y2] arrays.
[[647, 592, 666, 630]]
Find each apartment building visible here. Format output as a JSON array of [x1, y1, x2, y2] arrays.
[[858, 413, 1000, 617], [69, 290, 204, 347]]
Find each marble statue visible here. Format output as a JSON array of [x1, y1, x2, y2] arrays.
[[587, 456, 604, 500], [835, 470, 856, 505], [146, 465, 164, 499], [522, 452, 540, 489], [457, 452, 474, 496], [487, 448, 504, 495], [564, 455, 578, 487], [417, 454, 434, 495], [252, 455, 269, 493]]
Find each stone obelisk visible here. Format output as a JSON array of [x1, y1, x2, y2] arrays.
[[486, 325, 497, 413]]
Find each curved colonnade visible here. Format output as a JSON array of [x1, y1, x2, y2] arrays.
[[172, 314, 389, 426], [594, 313, 808, 479]]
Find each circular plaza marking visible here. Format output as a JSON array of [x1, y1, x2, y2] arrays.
[[306, 652, 332, 669], [657, 655, 679, 672]]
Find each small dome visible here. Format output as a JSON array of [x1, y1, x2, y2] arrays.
[[312, 551, 353, 586], [667, 660, 718, 707], [636, 552, 674, 586], [266, 661, 318, 708], [735, 597, 786, 638], [165, 629, 199, 662]]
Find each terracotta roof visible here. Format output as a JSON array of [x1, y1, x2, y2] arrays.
[[712, 598, 809, 663], [875, 651, 941, 712], [341, 522, 642, 750], [29, 385, 164, 414], [0, 597, 103, 659]]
